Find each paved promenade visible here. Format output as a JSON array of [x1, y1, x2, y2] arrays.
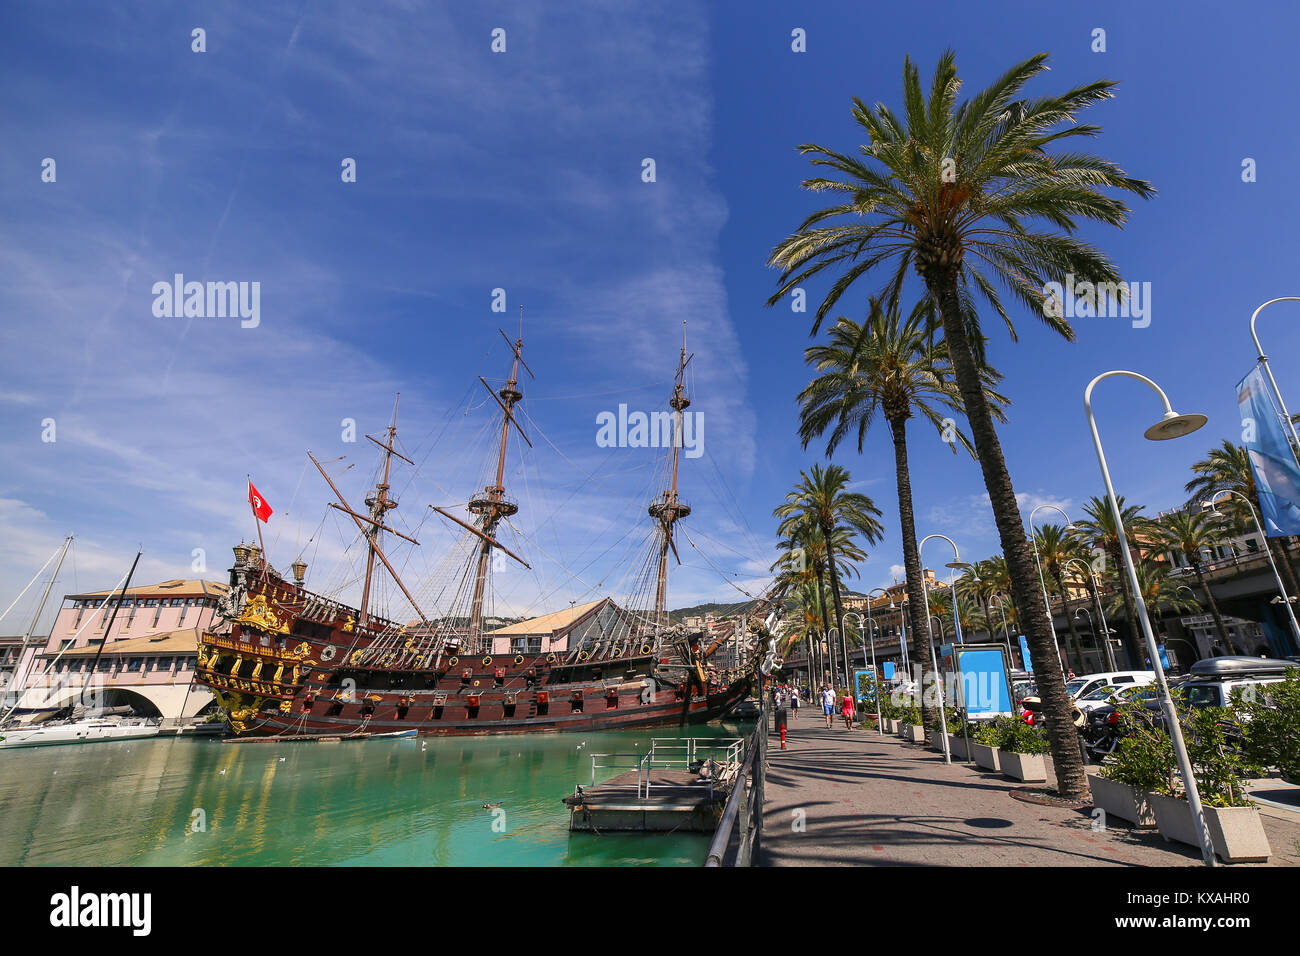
[[758, 717, 1300, 867]]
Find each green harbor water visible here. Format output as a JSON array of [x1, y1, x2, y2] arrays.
[[0, 723, 752, 866]]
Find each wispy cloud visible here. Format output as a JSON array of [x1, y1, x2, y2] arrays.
[[0, 2, 763, 629]]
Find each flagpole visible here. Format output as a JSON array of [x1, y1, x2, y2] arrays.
[[248, 476, 269, 581]]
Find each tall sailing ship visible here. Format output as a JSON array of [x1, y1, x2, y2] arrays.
[[195, 326, 755, 737]]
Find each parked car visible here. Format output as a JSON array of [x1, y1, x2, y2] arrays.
[[1075, 673, 1156, 714], [1064, 670, 1155, 701], [1180, 656, 1293, 709]]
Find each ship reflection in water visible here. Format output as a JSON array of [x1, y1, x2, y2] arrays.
[[0, 723, 751, 866]]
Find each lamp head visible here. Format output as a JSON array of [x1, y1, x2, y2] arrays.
[[1064, 522, 1078, 533], [945, 560, 970, 570], [1143, 410, 1207, 441]]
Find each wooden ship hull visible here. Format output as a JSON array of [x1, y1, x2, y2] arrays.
[[196, 322, 759, 740], [197, 571, 752, 739]]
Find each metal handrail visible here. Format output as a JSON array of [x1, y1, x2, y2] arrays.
[[705, 698, 768, 867]]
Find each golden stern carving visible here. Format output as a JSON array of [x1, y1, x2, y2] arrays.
[[234, 594, 291, 635]]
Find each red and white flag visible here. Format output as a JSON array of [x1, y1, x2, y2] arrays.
[[247, 479, 273, 523]]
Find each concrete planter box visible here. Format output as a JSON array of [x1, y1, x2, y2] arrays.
[[1149, 794, 1272, 863], [883, 718, 897, 733], [903, 724, 926, 743], [930, 731, 968, 760], [1000, 749, 1048, 783], [1088, 774, 1156, 828], [971, 742, 1000, 771]]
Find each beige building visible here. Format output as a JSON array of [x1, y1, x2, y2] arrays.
[[16, 578, 227, 722]]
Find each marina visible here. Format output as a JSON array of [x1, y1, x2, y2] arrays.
[[0, 723, 753, 867]]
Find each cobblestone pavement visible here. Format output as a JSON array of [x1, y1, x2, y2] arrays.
[[758, 718, 1300, 867]]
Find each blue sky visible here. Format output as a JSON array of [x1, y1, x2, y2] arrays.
[[3, 1, 1300, 632]]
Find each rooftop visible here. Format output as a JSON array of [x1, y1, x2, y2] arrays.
[[50, 626, 203, 657], [69, 579, 229, 600], [487, 598, 607, 636]]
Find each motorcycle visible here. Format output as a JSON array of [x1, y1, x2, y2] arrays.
[[1079, 705, 1122, 759]]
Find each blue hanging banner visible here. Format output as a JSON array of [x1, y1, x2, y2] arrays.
[[1237, 364, 1300, 536], [882, 661, 896, 680], [1017, 635, 1032, 674]]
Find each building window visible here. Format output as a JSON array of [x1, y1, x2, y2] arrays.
[[157, 657, 174, 672]]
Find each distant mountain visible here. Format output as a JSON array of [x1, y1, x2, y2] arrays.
[[668, 599, 758, 623]]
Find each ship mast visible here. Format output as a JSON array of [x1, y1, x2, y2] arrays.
[[353, 396, 408, 630], [464, 312, 531, 649], [649, 323, 693, 632]]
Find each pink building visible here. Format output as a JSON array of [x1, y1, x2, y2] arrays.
[[487, 598, 633, 656], [16, 578, 228, 722]]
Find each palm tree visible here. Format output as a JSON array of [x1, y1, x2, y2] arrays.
[[1155, 509, 1236, 652], [1035, 523, 1091, 673], [767, 52, 1153, 798], [1072, 495, 1150, 668], [1106, 558, 1202, 656], [774, 465, 883, 684], [1185, 440, 1300, 598], [772, 508, 872, 684], [797, 295, 1005, 715]]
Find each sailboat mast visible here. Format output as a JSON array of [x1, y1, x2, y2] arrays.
[[359, 395, 401, 630], [467, 317, 525, 647], [651, 324, 692, 630], [6, 535, 72, 708]]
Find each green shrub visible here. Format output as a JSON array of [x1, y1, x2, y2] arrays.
[[1100, 693, 1263, 808], [1181, 704, 1262, 809], [1237, 668, 1300, 784], [971, 721, 999, 745], [1100, 700, 1177, 793], [899, 704, 922, 727], [994, 715, 1049, 754]]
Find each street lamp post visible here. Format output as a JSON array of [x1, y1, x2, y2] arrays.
[[1250, 297, 1300, 457], [1207, 489, 1300, 652], [1085, 369, 1216, 867], [1064, 557, 1118, 672], [843, 611, 880, 736], [863, 586, 894, 671], [919, 534, 964, 765], [988, 592, 1018, 669], [1029, 504, 1074, 673]]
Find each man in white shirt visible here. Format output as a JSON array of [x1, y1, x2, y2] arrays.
[[820, 685, 835, 729]]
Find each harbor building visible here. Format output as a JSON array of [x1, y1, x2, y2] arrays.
[[15, 578, 227, 723], [488, 598, 634, 656]]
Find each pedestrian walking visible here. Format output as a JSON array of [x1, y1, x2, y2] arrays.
[[790, 686, 800, 719], [841, 691, 855, 730], [820, 684, 835, 729]]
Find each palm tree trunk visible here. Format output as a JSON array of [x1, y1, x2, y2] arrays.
[[929, 275, 1089, 799], [1193, 563, 1234, 652], [813, 562, 832, 684], [822, 525, 847, 688], [887, 412, 934, 729]]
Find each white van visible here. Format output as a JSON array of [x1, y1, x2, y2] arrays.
[[1182, 656, 1293, 709], [1064, 670, 1155, 702]]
